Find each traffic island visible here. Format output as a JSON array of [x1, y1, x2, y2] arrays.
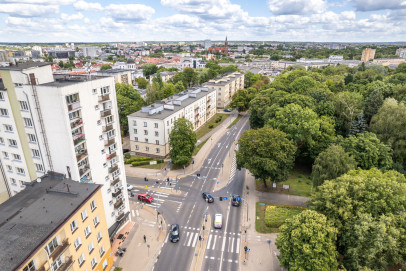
[[189, 214, 212, 271]]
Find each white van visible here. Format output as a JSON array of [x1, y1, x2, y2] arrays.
[[214, 214, 223, 229]]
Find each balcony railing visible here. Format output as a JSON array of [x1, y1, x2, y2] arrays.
[[79, 165, 90, 176], [104, 137, 115, 146], [112, 188, 122, 198], [49, 238, 69, 261], [107, 151, 117, 160], [73, 134, 85, 146], [98, 93, 110, 102], [70, 118, 83, 130], [111, 177, 120, 186], [76, 149, 87, 161], [0, 78, 6, 91], [109, 164, 118, 173], [103, 124, 113, 132], [67, 101, 80, 112], [59, 256, 74, 271], [116, 211, 125, 221], [100, 109, 112, 118], [114, 198, 123, 209]]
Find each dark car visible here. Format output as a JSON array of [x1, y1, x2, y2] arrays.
[[170, 224, 180, 243], [224, 109, 231, 112], [202, 192, 214, 203], [232, 194, 241, 207]]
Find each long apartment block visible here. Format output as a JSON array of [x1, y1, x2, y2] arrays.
[[0, 62, 130, 232], [127, 86, 216, 158], [0, 172, 113, 271], [203, 71, 244, 108]]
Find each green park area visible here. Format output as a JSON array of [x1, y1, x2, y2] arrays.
[[195, 113, 229, 139]]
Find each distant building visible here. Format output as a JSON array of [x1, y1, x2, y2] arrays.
[[82, 47, 100, 58], [149, 71, 178, 84], [0, 50, 8, 62], [180, 57, 206, 69], [0, 172, 113, 271], [204, 40, 211, 50], [208, 37, 228, 56], [329, 55, 344, 62], [361, 48, 376, 61], [97, 69, 132, 84], [48, 50, 75, 59], [396, 48, 406, 59], [372, 58, 405, 66]]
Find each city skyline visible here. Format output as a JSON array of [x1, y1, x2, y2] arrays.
[[0, 0, 405, 43]]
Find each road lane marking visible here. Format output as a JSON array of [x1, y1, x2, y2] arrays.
[[236, 238, 240, 253], [221, 235, 226, 252], [212, 235, 217, 250], [230, 237, 234, 253], [207, 234, 212, 249], [164, 233, 169, 243], [184, 232, 190, 246], [131, 210, 135, 217], [192, 232, 199, 247], [187, 232, 197, 247]]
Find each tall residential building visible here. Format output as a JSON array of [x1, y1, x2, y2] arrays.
[[0, 50, 9, 62], [0, 62, 130, 232], [203, 71, 245, 108], [128, 87, 216, 158], [82, 47, 100, 58], [0, 172, 114, 271], [396, 48, 406, 59], [204, 39, 211, 50], [361, 48, 376, 61]]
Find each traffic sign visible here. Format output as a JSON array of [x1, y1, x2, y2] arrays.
[[222, 197, 228, 200], [201, 238, 204, 241], [247, 248, 250, 252], [217, 181, 219, 184], [236, 197, 241, 201]]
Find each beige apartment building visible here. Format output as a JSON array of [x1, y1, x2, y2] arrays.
[[361, 48, 376, 61], [203, 71, 244, 108], [127, 86, 216, 158], [97, 69, 132, 85], [372, 58, 406, 66]]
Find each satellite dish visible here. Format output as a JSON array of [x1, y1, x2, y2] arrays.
[[37, 178, 42, 183]]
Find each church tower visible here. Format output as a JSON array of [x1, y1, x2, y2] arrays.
[[225, 36, 228, 56]]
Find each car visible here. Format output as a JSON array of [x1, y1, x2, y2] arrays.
[[214, 214, 223, 229], [232, 194, 241, 207], [127, 184, 134, 191], [138, 193, 154, 203], [202, 192, 214, 203], [170, 224, 180, 243], [224, 108, 231, 112]]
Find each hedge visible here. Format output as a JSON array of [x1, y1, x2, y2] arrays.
[[264, 205, 304, 228]]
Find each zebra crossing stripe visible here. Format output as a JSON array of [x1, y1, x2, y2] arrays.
[[230, 237, 234, 253], [207, 235, 212, 249], [187, 232, 197, 247], [236, 238, 240, 253], [192, 232, 199, 247], [212, 235, 217, 250]]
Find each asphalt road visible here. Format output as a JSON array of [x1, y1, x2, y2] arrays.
[[126, 113, 251, 271]]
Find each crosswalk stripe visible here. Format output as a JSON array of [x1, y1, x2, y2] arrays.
[[207, 235, 212, 249], [212, 235, 217, 250], [221, 235, 226, 252], [187, 232, 196, 247], [155, 198, 164, 202], [192, 233, 199, 247], [164, 233, 169, 243], [184, 232, 190, 246], [230, 237, 234, 253], [236, 238, 240, 253]]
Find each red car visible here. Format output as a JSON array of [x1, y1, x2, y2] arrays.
[[138, 193, 154, 203]]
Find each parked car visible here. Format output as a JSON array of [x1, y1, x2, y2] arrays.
[[170, 224, 180, 243], [202, 192, 214, 203], [138, 193, 154, 203], [214, 214, 223, 229], [127, 184, 134, 191], [231, 194, 241, 207], [224, 109, 231, 112]]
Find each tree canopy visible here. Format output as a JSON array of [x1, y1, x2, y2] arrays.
[[169, 118, 196, 166], [115, 83, 145, 132]]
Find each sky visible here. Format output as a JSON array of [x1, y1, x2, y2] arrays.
[[0, 0, 405, 43]]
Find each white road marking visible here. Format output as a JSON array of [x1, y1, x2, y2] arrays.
[[212, 235, 217, 250], [230, 237, 234, 253], [207, 234, 212, 249], [187, 232, 197, 247], [131, 210, 135, 217], [221, 236, 226, 252], [164, 233, 169, 243], [236, 238, 240, 253], [192, 232, 199, 247], [136, 210, 139, 216]]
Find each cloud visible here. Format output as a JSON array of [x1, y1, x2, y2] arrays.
[[353, 0, 405, 11], [341, 11, 356, 20], [61, 12, 84, 21], [2, 0, 74, 4], [73, 0, 103, 11], [268, 0, 327, 15], [0, 4, 59, 17], [155, 14, 201, 28], [5, 16, 32, 26], [105, 4, 155, 21]]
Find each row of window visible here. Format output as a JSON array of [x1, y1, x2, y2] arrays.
[[134, 145, 160, 154], [2, 148, 40, 159], [133, 121, 159, 128], [6, 165, 25, 174], [133, 137, 160, 145], [0, 134, 36, 147]]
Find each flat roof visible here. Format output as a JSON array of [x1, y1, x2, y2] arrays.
[[40, 74, 111, 87], [97, 69, 133, 74], [0, 62, 50, 71], [0, 173, 100, 271]]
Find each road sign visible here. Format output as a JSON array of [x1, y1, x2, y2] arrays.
[[201, 238, 204, 241], [236, 197, 241, 201], [222, 197, 228, 200], [217, 181, 219, 184], [267, 240, 272, 245]]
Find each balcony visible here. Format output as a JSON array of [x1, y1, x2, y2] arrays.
[[116, 211, 125, 221], [70, 118, 83, 130], [194, 106, 199, 111], [103, 124, 114, 132], [100, 109, 112, 118], [107, 151, 117, 160], [109, 164, 118, 173], [73, 134, 85, 146], [49, 238, 69, 261], [98, 93, 110, 102], [79, 165, 90, 176], [0, 78, 7, 91], [114, 198, 123, 209], [111, 177, 120, 186], [112, 188, 122, 198], [104, 137, 115, 146], [67, 102, 80, 112], [76, 150, 87, 162], [59, 256, 74, 271]]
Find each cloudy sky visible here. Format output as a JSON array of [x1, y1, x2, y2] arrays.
[[0, 0, 405, 42]]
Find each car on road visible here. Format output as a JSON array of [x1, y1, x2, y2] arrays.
[[170, 224, 180, 243], [232, 194, 241, 207], [127, 184, 134, 191], [138, 193, 154, 203], [202, 192, 214, 203], [224, 108, 231, 112], [214, 214, 223, 229]]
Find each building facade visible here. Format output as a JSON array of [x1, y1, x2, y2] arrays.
[[361, 48, 376, 61], [128, 87, 216, 158], [0, 173, 114, 271], [180, 58, 206, 69], [97, 69, 132, 85], [203, 71, 244, 108], [372, 58, 406, 66], [0, 63, 130, 232]]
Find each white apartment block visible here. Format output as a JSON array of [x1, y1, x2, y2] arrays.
[[0, 62, 130, 233], [203, 71, 245, 108], [149, 71, 178, 84], [128, 87, 216, 158], [180, 57, 206, 69], [97, 69, 132, 85]]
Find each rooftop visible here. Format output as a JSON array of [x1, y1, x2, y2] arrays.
[[97, 68, 133, 74], [0, 172, 100, 271], [204, 71, 243, 86], [0, 62, 50, 71], [40, 74, 110, 87]]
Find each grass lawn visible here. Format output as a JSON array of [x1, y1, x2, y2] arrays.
[[256, 202, 306, 233], [255, 164, 313, 197], [195, 113, 229, 139], [227, 115, 242, 129], [138, 161, 168, 169], [193, 137, 210, 156]]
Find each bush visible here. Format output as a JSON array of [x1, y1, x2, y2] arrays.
[[124, 153, 131, 159], [131, 160, 151, 166], [264, 205, 304, 228], [208, 124, 214, 128], [214, 116, 223, 123]]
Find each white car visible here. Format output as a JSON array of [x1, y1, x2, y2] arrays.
[[127, 184, 134, 191], [214, 214, 223, 229]]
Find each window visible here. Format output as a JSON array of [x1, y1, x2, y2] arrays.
[[99, 245, 105, 257], [0, 108, 8, 116], [4, 124, 13, 132], [154, 123, 158, 128], [0, 92, 4, 101], [107, 129, 115, 139], [22, 260, 35, 271], [70, 219, 78, 233], [145, 146, 149, 152], [88, 242, 94, 254], [91, 257, 97, 268], [16, 167, 25, 174], [97, 120, 101, 125], [108, 143, 116, 153], [69, 110, 79, 120], [95, 105, 99, 110], [90, 200, 97, 211], [155, 131, 159, 137], [144, 130, 148, 135], [133, 120, 137, 126], [135, 145, 139, 150], [97, 231, 102, 242], [74, 236, 81, 249], [101, 149, 105, 154], [9, 139, 17, 147], [28, 134, 37, 143], [93, 216, 100, 227], [35, 163, 44, 172], [102, 259, 108, 270], [145, 138, 148, 143], [81, 209, 88, 221], [99, 135, 103, 140], [19, 101, 29, 111], [24, 118, 33, 127], [51, 256, 62, 271], [156, 148, 160, 153], [92, 88, 97, 94], [66, 93, 79, 105], [32, 149, 40, 158], [13, 154, 21, 160], [84, 225, 91, 237], [144, 122, 147, 127], [2, 151, 8, 159], [134, 137, 138, 142], [167, 120, 169, 125], [155, 140, 159, 145], [78, 253, 85, 266], [134, 129, 138, 134], [45, 237, 58, 255], [7, 166, 13, 172], [101, 86, 110, 95], [0, 137, 4, 144]]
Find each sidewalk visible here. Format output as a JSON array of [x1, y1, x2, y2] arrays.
[[113, 200, 167, 271]]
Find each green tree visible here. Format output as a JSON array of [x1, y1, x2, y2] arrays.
[[276, 210, 338, 271], [115, 83, 145, 132], [312, 144, 357, 188], [236, 127, 296, 187], [135, 77, 148, 89], [288, 76, 317, 94], [174, 81, 185, 93], [339, 132, 393, 170], [142, 63, 158, 78], [248, 89, 273, 129], [395, 62, 406, 74], [163, 83, 175, 98], [229, 89, 249, 112], [145, 82, 162, 105], [333, 91, 364, 136], [169, 118, 196, 166], [152, 72, 164, 89], [100, 64, 112, 70], [364, 89, 384, 123], [348, 112, 368, 136], [182, 67, 198, 87]]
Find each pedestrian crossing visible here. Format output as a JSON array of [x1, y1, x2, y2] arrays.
[[228, 153, 237, 184]]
